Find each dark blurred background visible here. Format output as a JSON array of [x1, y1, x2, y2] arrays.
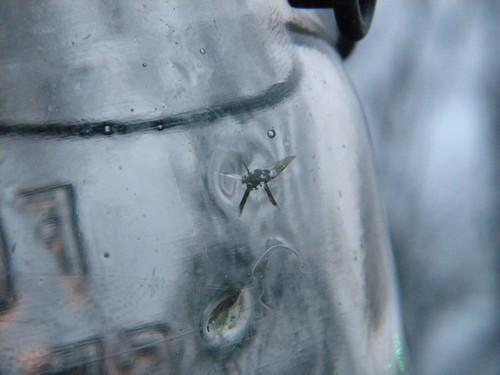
[[344, 1, 499, 374]]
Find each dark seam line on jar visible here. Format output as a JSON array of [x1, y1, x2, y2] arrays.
[[0, 63, 302, 138]]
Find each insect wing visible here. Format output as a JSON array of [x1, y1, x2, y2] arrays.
[[219, 173, 241, 181], [269, 155, 296, 179]]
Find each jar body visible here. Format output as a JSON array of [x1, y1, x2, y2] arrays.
[[0, 1, 406, 374]]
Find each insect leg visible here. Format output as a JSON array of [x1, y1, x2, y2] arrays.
[[264, 183, 278, 207], [239, 188, 251, 215], [242, 161, 250, 174]]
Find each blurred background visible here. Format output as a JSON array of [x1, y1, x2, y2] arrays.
[[344, 1, 499, 374]]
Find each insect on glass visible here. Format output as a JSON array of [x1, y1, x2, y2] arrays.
[[238, 156, 295, 214]]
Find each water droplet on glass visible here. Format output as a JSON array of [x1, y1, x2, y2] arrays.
[[267, 129, 276, 138], [104, 252, 110, 259], [157, 124, 164, 131], [199, 48, 206, 55], [104, 125, 113, 135], [142, 63, 148, 68]]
